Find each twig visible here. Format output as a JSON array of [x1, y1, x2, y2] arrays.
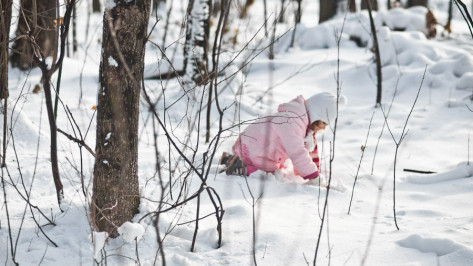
[[1, 168, 18, 265], [348, 112, 375, 214], [57, 128, 96, 157], [453, 0, 473, 38]]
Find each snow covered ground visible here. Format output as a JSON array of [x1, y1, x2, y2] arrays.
[[1, 0, 473, 265]]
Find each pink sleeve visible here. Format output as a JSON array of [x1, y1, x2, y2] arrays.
[[278, 117, 318, 178]]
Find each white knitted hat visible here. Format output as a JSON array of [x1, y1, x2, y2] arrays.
[[305, 92, 347, 125]]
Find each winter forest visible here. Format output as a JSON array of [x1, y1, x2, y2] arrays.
[[1, 0, 473, 265]]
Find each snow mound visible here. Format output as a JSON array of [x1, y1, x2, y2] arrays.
[[398, 234, 473, 266], [117, 222, 145, 243], [406, 163, 473, 184], [92, 232, 109, 259], [0, 99, 48, 150], [375, 7, 429, 34]]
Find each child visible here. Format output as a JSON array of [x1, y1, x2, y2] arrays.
[[220, 92, 347, 183]]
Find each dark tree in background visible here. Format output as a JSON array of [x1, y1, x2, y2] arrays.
[[91, 0, 151, 237], [1, 0, 13, 99], [319, 0, 337, 23], [93, 0, 101, 13], [362, 0, 378, 10], [408, 0, 428, 7], [348, 0, 357, 12], [295, 0, 303, 23], [10, 0, 56, 70], [1, 0, 13, 168]]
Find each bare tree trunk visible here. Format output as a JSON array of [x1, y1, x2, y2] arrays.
[[183, 0, 211, 85], [1, 0, 13, 99], [408, 0, 428, 7], [319, 0, 337, 23], [295, 0, 302, 23], [361, 0, 378, 10], [366, 0, 382, 106], [72, 3, 77, 54], [1, 0, 13, 170], [10, 0, 56, 70], [240, 0, 254, 18], [445, 0, 453, 33], [278, 0, 286, 23], [91, 0, 151, 237], [348, 0, 356, 12], [92, 0, 101, 13], [263, 0, 268, 36]]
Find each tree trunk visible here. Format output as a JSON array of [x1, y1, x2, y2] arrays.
[[92, 0, 151, 237], [240, 0, 254, 18], [1, 0, 13, 99], [296, 0, 302, 23], [348, 0, 356, 13], [445, 0, 453, 33], [366, 0, 382, 106], [278, 0, 286, 23], [319, 0, 337, 23], [72, 3, 77, 54], [10, 0, 56, 70], [408, 0, 428, 7], [361, 0, 378, 10], [183, 0, 211, 85], [92, 0, 101, 13]]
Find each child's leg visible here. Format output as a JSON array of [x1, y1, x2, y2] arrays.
[[225, 155, 247, 176]]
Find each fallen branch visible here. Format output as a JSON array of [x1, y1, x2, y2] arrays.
[[403, 168, 436, 174]]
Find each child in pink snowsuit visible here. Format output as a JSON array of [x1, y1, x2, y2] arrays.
[[222, 92, 347, 181]]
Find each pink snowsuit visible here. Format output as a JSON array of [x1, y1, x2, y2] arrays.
[[232, 96, 320, 179]]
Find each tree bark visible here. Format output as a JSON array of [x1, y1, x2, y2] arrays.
[[361, 0, 378, 10], [92, 0, 101, 13], [1, 0, 13, 99], [319, 0, 337, 23], [10, 0, 56, 70], [408, 0, 428, 7], [183, 0, 211, 85], [366, 0, 382, 106], [295, 0, 302, 23], [92, 0, 151, 237]]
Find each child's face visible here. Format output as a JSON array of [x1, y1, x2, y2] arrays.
[[311, 121, 328, 134]]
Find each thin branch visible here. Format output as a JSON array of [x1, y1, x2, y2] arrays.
[[348, 111, 375, 214], [57, 128, 95, 157]]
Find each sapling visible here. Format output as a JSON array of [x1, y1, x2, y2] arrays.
[[381, 66, 426, 230]]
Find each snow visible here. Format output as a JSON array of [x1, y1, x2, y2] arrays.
[[92, 232, 109, 259], [108, 56, 118, 67], [1, 1, 473, 266], [117, 222, 145, 243]]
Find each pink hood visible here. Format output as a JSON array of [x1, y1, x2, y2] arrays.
[[233, 96, 318, 178]]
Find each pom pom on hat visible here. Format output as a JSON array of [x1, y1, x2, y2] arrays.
[[305, 92, 347, 125]]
